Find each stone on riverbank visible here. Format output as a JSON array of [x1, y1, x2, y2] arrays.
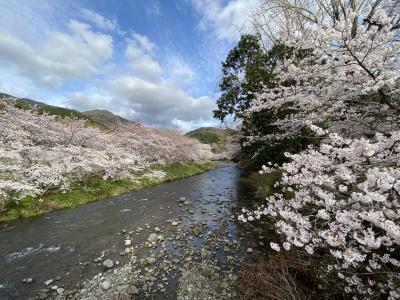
[[103, 259, 114, 269], [100, 280, 111, 290]]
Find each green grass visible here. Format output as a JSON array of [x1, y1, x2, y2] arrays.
[[200, 267, 215, 279], [0, 161, 214, 223], [185, 127, 237, 154], [240, 169, 284, 199]]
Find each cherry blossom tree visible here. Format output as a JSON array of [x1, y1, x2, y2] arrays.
[[247, 0, 400, 141], [239, 0, 400, 298], [240, 127, 400, 298], [0, 98, 212, 213]]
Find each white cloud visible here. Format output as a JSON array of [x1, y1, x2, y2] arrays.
[[171, 118, 216, 132], [165, 55, 195, 86], [170, 60, 194, 79], [0, 2, 218, 131], [0, 0, 71, 43], [63, 76, 216, 129], [80, 8, 118, 31], [125, 33, 163, 82], [131, 33, 156, 53], [0, 20, 113, 88], [68, 91, 112, 111], [146, 0, 161, 16], [191, 0, 260, 40], [60, 32, 216, 129], [42, 20, 113, 77], [115, 33, 215, 126], [107, 75, 216, 126]]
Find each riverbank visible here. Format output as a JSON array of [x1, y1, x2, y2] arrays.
[[0, 162, 265, 300], [0, 161, 214, 223]]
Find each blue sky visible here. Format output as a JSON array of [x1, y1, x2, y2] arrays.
[[0, 0, 259, 131]]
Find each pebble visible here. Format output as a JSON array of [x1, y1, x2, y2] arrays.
[[128, 286, 139, 294], [100, 280, 112, 290], [44, 279, 53, 286], [148, 233, 159, 243], [117, 285, 128, 293], [39, 293, 48, 299], [143, 257, 156, 264], [56, 169, 261, 300], [102, 259, 114, 269]]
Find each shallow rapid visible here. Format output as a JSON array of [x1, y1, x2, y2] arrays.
[[0, 162, 265, 299]]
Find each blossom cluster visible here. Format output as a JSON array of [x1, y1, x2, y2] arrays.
[[240, 0, 400, 298], [240, 130, 400, 298], [0, 99, 212, 211], [247, 0, 400, 142]]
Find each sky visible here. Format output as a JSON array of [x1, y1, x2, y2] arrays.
[[0, 0, 259, 131]]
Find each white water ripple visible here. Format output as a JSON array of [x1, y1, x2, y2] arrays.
[[5, 244, 61, 262]]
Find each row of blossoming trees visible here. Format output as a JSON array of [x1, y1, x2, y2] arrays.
[[235, 0, 400, 298], [0, 98, 212, 213]]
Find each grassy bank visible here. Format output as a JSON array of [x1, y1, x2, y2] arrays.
[[1, 161, 214, 223], [240, 169, 283, 200]]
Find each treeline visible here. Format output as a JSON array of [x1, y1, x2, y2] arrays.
[[0, 98, 212, 214]]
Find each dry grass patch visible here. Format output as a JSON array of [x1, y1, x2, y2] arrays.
[[236, 252, 319, 300]]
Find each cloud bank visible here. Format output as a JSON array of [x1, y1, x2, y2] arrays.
[[0, 0, 256, 130]]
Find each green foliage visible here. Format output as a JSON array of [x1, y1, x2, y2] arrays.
[[200, 267, 215, 279], [0, 161, 214, 223], [142, 258, 156, 265], [161, 161, 214, 180], [83, 109, 135, 128], [186, 127, 236, 154], [13, 99, 108, 130], [240, 169, 296, 202], [215, 35, 317, 167], [238, 109, 320, 167], [214, 36, 299, 121], [241, 169, 283, 199]]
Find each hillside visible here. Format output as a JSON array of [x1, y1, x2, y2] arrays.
[[0, 97, 213, 222], [0, 93, 133, 130], [83, 109, 139, 128], [186, 127, 238, 157]]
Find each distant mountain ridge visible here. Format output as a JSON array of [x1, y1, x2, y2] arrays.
[[185, 127, 238, 157], [83, 109, 139, 128], [0, 92, 235, 151], [0, 92, 136, 130]]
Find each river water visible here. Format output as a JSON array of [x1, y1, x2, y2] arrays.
[[0, 162, 262, 299]]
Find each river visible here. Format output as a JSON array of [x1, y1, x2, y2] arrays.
[[0, 162, 264, 299]]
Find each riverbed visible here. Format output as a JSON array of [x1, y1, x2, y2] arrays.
[[0, 162, 267, 299]]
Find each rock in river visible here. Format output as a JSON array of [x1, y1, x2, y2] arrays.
[[103, 259, 114, 269], [147, 233, 163, 243], [44, 279, 53, 286]]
